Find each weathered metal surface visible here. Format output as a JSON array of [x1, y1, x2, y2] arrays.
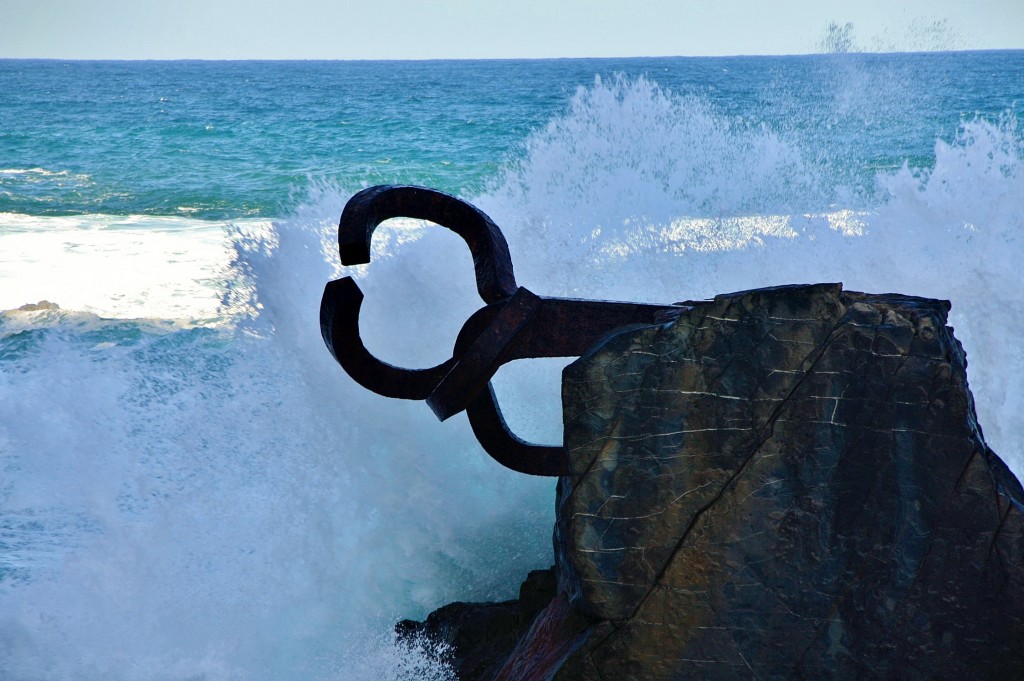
[[320, 277, 456, 400], [426, 287, 543, 422], [337, 184, 517, 304], [320, 184, 684, 476]]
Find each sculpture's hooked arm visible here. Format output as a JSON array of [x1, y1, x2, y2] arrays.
[[320, 185, 685, 476]]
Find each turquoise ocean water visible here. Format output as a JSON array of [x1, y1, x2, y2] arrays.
[[1, 53, 1023, 678]]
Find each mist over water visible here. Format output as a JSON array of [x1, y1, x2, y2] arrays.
[[1, 54, 1023, 679]]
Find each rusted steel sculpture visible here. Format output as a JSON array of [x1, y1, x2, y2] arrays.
[[319, 185, 683, 476]]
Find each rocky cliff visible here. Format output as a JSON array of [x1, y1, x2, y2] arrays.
[[402, 284, 1024, 680]]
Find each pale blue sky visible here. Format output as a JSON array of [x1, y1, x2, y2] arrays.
[[2, 0, 1022, 59]]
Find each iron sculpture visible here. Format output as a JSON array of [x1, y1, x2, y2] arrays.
[[320, 185, 685, 476]]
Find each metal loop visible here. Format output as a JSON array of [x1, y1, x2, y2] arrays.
[[467, 384, 570, 476], [320, 277, 456, 400], [338, 185, 518, 304]]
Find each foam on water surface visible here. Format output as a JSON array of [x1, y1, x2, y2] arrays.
[[0, 63, 1022, 680], [0, 213, 274, 322]]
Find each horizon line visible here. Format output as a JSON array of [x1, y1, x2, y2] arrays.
[[2, 48, 1021, 63]]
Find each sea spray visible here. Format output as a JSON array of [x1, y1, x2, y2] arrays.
[[0, 192, 553, 680], [477, 76, 1024, 471]]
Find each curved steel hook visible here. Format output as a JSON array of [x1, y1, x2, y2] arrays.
[[320, 277, 456, 400], [467, 386, 569, 477], [320, 277, 568, 475], [321, 184, 684, 477], [338, 185, 517, 304]]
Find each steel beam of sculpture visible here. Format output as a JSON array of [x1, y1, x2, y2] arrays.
[[320, 185, 684, 476]]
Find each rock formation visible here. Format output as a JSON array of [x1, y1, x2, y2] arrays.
[[396, 569, 559, 680], [401, 283, 1024, 680]]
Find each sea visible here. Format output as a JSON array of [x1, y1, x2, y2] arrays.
[[1, 52, 1022, 679]]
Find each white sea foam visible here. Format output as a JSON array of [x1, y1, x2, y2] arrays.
[[0, 76, 1022, 680], [0, 213, 269, 322], [0, 168, 73, 177]]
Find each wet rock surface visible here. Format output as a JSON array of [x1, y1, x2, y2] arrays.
[[396, 569, 559, 680], [406, 284, 1024, 680]]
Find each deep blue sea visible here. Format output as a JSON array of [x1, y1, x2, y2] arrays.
[[1, 53, 1023, 679]]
